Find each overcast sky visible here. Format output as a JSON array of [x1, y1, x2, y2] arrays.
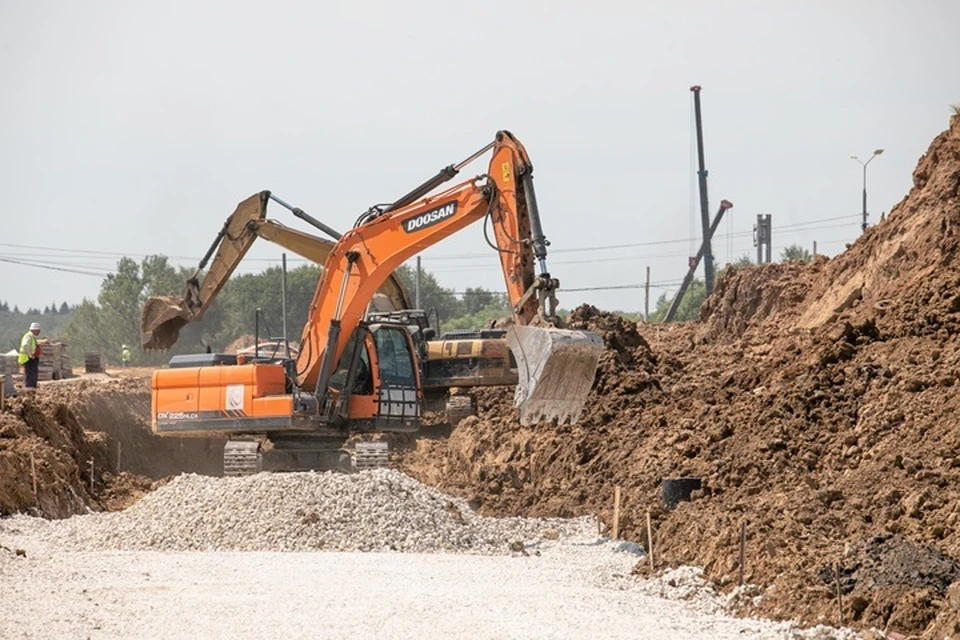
[[2, 0, 958, 318]]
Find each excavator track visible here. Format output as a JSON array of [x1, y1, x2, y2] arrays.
[[223, 440, 262, 476]]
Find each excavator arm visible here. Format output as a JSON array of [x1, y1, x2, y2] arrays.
[[141, 191, 412, 350], [300, 130, 602, 424]]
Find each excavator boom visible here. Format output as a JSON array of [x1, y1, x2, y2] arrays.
[[299, 131, 602, 425], [141, 192, 411, 350]]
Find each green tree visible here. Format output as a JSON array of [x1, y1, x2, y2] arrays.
[[62, 255, 214, 364], [731, 254, 753, 269], [649, 278, 707, 323], [140, 255, 183, 300], [0, 302, 75, 353], [780, 244, 813, 264], [461, 286, 497, 315], [393, 264, 462, 321], [63, 257, 143, 357], [206, 263, 321, 350], [442, 292, 510, 333]]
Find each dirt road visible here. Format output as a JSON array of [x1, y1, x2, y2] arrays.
[[0, 541, 853, 640]]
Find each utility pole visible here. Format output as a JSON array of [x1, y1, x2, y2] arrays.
[[849, 149, 884, 233], [813, 241, 818, 258], [754, 215, 772, 264], [666, 200, 733, 322], [415, 256, 422, 309], [281, 253, 289, 358], [690, 85, 715, 294], [644, 266, 650, 322]]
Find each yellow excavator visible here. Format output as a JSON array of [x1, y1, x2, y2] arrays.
[[142, 130, 603, 474]]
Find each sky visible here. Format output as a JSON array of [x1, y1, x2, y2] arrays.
[[2, 0, 959, 317]]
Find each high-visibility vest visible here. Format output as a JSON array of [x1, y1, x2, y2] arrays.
[[121, 348, 131, 362], [18, 332, 38, 365]]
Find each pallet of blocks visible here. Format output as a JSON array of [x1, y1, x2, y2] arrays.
[[85, 352, 104, 374], [37, 339, 71, 381], [0, 353, 20, 382]]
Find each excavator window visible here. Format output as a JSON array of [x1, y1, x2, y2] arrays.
[[354, 343, 373, 395], [328, 332, 374, 396], [374, 327, 416, 386]]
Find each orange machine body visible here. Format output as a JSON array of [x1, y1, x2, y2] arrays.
[[151, 130, 544, 442], [153, 363, 294, 436], [153, 324, 423, 437]]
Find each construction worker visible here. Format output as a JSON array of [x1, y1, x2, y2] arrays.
[[19, 322, 41, 390], [121, 344, 131, 368]]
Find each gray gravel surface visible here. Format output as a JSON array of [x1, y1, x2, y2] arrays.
[[1, 469, 595, 553], [0, 471, 859, 639]]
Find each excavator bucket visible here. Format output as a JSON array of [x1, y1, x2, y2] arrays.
[[141, 296, 190, 350], [506, 326, 604, 426]]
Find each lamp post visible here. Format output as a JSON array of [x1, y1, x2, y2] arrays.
[[849, 149, 884, 233]]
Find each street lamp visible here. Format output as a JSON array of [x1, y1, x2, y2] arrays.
[[849, 149, 884, 233]]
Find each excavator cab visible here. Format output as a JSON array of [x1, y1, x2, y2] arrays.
[[322, 322, 421, 431]]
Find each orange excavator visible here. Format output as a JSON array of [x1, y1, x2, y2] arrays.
[[144, 131, 603, 474]]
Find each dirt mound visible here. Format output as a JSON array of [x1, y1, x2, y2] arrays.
[[819, 535, 960, 631], [0, 377, 224, 518], [223, 335, 299, 356], [399, 114, 960, 638], [224, 334, 257, 353], [698, 260, 821, 341]]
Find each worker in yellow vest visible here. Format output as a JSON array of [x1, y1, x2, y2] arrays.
[[121, 344, 131, 368], [19, 322, 41, 390]]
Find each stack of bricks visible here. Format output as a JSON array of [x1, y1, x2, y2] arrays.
[[37, 339, 71, 381], [85, 352, 104, 374], [0, 354, 20, 382]]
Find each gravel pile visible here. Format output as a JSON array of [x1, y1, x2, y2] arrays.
[[1, 469, 596, 554]]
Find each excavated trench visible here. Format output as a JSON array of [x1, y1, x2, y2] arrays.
[[0, 377, 223, 518]]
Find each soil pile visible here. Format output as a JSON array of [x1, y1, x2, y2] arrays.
[[400, 113, 960, 637], [0, 377, 223, 518]]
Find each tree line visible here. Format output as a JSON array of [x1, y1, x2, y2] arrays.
[[2, 243, 813, 364], [1, 255, 512, 365], [0, 303, 77, 356]]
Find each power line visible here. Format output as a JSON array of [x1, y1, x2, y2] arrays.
[[416, 214, 862, 260], [2, 214, 863, 284], [0, 213, 861, 264], [411, 221, 860, 273], [0, 257, 107, 277]]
